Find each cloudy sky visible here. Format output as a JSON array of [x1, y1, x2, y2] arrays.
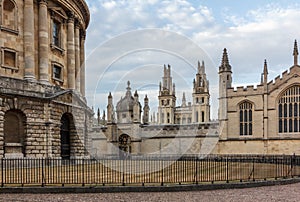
[[84, 0, 300, 119]]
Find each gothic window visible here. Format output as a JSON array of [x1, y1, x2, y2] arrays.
[[202, 97, 205, 103], [119, 134, 131, 158], [167, 112, 170, 123], [239, 102, 253, 136], [202, 111, 205, 122], [1, 0, 18, 32], [196, 98, 199, 103], [278, 86, 300, 134]]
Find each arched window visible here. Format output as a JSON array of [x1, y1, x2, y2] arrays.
[[278, 86, 300, 134], [1, 0, 18, 31], [239, 102, 253, 136], [4, 110, 26, 156], [119, 134, 131, 158]]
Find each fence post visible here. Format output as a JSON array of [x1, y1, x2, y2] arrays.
[[252, 157, 255, 181], [82, 158, 85, 187], [1, 158, 3, 187], [291, 154, 295, 178], [161, 159, 164, 186], [122, 159, 125, 186], [226, 156, 229, 183], [42, 158, 45, 187]]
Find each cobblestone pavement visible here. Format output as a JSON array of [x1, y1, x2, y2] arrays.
[[0, 183, 299, 202]]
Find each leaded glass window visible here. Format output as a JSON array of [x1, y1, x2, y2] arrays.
[[278, 86, 300, 134], [239, 102, 253, 136]]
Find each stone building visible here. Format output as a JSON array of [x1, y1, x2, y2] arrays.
[[92, 63, 215, 157], [92, 41, 300, 157], [0, 0, 92, 158], [217, 40, 300, 154]]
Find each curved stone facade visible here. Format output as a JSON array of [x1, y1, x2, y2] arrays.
[[0, 0, 92, 158]]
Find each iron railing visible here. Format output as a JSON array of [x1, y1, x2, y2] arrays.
[[0, 155, 300, 187]]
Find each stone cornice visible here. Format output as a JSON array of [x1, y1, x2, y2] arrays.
[[57, 0, 90, 29]]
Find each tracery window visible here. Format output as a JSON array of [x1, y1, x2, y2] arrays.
[[119, 134, 131, 158], [239, 102, 253, 136], [278, 86, 300, 134]]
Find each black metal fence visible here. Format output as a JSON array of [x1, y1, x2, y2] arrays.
[[1, 155, 300, 187]]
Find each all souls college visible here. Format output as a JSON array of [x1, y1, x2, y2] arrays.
[[1, 0, 300, 159]]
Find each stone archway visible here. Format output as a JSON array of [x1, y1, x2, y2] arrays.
[[4, 110, 26, 157]]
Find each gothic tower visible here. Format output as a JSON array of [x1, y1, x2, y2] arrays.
[[192, 61, 210, 123], [158, 64, 176, 124], [219, 48, 232, 139]]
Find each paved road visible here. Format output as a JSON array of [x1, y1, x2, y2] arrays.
[[0, 183, 299, 202]]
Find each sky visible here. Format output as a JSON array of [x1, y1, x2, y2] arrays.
[[84, 0, 300, 119]]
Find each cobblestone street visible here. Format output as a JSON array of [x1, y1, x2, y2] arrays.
[[0, 183, 299, 202]]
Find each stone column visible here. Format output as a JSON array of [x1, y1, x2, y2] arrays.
[[75, 22, 81, 91], [24, 0, 36, 80], [67, 13, 75, 89], [80, 32, 86, 96], [38, 0, 49, 84]]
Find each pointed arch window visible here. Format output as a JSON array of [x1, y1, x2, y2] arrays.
[[278, 86, 300, 134], [239, 102, 253, 136]]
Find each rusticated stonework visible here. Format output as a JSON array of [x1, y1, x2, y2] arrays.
[[0, 0, 92, 158]]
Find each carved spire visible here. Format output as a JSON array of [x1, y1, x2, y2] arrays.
[[97, 108, 100, 125], [102, 110, 106, 121], [294, 40, 298, 66], [198, 60, 201, 74], [219, 48, 231, 72], [263, 59, 268, 84], [182, 92, 186, 107]]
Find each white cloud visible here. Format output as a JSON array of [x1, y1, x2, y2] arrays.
[[84, 1, 300, 118]]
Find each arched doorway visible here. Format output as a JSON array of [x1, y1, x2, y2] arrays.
[[60, 114, 71, 159], [4, 110, 26, 157], [118, 134, 131, 158]]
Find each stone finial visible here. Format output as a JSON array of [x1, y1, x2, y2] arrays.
[[144, 94, 148, 101], [102, 110, 106, 121], [294, 40, 298, 66], [198, 61, 201, 73], [126, 81, 131, 97], [263, 59, 268, 84], [97, 108, 100, 125], [220, 48, 231, 71], [182, 92, 186, 107], [264, 59, 268, 75]]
